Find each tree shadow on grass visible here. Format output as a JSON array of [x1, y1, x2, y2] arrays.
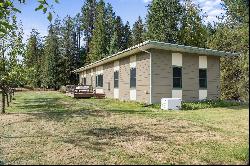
[[84, 126, 168, 142], [7, 109, 111, 122], [16, 97, 68, 112], [8, 96, 112, 122], [225, 104, 249, 110], [10, 95, 154, 122], [56, 125, 168, 152]]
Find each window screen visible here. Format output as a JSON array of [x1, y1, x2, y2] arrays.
[[199, 69, 207, 88], [83, 77, 86, 85], [173, 67, 182, 88], [130, 68, 136, 88], [114, 71, 119, 88], [96, 74, 103, 87]]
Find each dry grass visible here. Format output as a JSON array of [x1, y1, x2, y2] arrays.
[[0, 91, 249, 165]]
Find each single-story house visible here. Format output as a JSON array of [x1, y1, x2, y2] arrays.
[[73, 41, 238, 104]]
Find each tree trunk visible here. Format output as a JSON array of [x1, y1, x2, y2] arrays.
[[6, 93, 9, 107], [1, 91, 5, 114], [10, 92, 12, 102]]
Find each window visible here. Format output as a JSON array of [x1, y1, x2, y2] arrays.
[[81, 78, 84, 85], [199, 69, 207, 88], [96, 74, 103, 87], [173, 67, 182, 88], [83, 77, 86, 85], [130, 68, 136, 88], [114, 71, 119, 88]]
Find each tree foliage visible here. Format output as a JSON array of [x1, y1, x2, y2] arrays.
[[132, 16, 145, 45], [25, 29, 43, 87], [146, 0, 182, 43], [0, 0, 58, 37], [87, 0, 107, 63], [179, 0, 207, 47], [80, 0, 97, 53], [207, 0, 249, 101]]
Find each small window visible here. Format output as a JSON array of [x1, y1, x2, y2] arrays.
[[114, 71, 119, 88], [130, 68, 136, 88], [199, 69, 207, 88], [95, 75, 97, 86], [173, 67, 182, 88], [83, 77, 86, 85], [96, 74, 103, 87]]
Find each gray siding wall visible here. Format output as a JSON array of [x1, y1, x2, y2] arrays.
[[182, 53, 199, 101], [151, 49, 220, 103], [78, 53, 150, 103], [207, 56, 220, 99], [103, 62, 114, 98], [78, 49, 220, 104], [151, 49, 172, 103], [119, 56, 130, 101], [86, 70, 92, 85], [136, 53, 150, 103]]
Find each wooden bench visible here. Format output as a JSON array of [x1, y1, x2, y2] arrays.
[[66, 85, 106, 99]]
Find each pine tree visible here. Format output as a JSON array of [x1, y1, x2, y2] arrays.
[[74, 13, 85, 69], [132, 16, 145, 45], [87, 0, 107, 63], [25, 29, 43, 87], [179, 0, 207, 47], [146, 0, 182, 43], [80, 0, 97, 53], [42, 23, 61, 89], [61, 16, 80, 85], [109, 16, 124, 54], [122, 21, 132, 50], [105, 3, 116, 51], [109, 30, 119, 55]]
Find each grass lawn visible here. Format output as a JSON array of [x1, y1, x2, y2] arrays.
[[0, 91, 249, 165]]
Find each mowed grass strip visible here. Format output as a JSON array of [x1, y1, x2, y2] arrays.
[[0, 91, 249, 165]]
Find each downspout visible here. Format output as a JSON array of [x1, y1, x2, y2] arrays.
[[137, 46, 152, 104]]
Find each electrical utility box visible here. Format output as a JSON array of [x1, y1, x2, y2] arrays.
[[161, 98, 182, 110]]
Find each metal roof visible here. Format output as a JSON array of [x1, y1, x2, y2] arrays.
[[73, 40, 239, 73]]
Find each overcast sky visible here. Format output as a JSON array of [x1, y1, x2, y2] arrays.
[[15, 0, 226, 42]]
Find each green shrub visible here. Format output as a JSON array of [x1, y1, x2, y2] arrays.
[[181, 100, 242, 110], [150, 100, 242, 110], [58, 86, 66, 93]]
